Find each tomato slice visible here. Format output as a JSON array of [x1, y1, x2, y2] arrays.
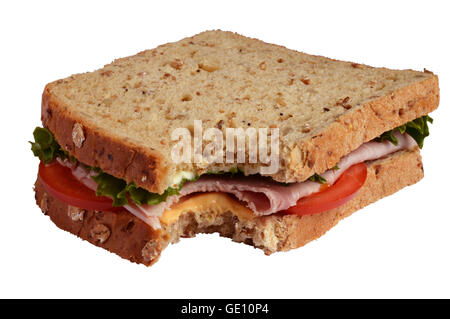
[[38, 161, 121, 211], [285, 162, 367, 216]]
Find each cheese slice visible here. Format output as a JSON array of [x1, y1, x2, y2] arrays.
[[160, 192, 255, 225]]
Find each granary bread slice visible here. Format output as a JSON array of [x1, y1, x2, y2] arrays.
[[34, 148, 423, 265], [41, 30, 439, 194]]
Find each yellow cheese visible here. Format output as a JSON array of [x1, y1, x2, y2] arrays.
[[160, 192, 255, 225]]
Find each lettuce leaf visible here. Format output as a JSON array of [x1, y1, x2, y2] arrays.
[[376, 115, 433, 149], [91, 172, 128, 206], [308, 173, 327, 184], [29, 127, 71, 164], [92, 172, 198, 206], [307, 164, 337, 184]]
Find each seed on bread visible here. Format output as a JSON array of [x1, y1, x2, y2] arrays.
[[90, 224, 111, 244], [72, 123, 85, 148], [301, 124, 311, 133], [276, 96, 286, 107], [258, 61, 267, 70], [67, 206, 85, 222], [198, 62, 219, 72], [100, 70, 114, 77], [169, 59, 183, 70], [300, 78, 311, 85], [335, 96, 352, 110], [141, 241, 161, 263], [351, 63, 365, 69]]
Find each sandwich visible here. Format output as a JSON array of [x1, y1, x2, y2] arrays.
[[31, 30, 439, 265]]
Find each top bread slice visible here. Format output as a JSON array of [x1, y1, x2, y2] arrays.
[[41, 30, 439, 194]]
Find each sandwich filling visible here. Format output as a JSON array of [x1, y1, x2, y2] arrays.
[[31, 116, 433, 230]]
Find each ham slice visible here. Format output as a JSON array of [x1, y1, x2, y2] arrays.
[[135, 132, 416, 217], [65, 132, 417, 228]]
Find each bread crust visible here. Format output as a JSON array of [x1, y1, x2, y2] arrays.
[[34, 148, 423, 265]]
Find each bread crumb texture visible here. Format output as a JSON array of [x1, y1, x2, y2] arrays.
[[44, 30, 439, 190]]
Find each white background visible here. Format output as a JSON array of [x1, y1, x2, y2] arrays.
[[1, 0, 449, 298]]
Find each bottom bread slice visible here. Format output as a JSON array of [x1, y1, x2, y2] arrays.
[[34, 148, 424, 266]]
